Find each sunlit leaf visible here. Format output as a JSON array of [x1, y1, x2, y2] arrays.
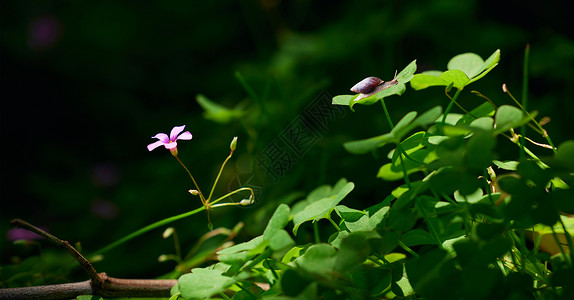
[[178, 266, 236, 299], [292, 179, 355, 235]]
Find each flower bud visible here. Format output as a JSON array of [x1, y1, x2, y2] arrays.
[[189, 189, 199, 196], [239, 195, 254, 206], [230, 136, 238, 151], [162, 227, 174, 239]]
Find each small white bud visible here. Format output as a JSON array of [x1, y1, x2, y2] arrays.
[[189, 189, 199, 196], [230, 136, 238, 151], [239, 195, 254, 206], [162, 227, 175, 239]]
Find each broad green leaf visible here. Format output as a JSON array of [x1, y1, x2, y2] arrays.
[[267, 229, 295, 251], [402, 229, 437, 246], [410, 73, 447, 90], [335, 205, 365, 222], [280, 269, 312, 297], [343, 133, 395, 155], [390, 111, 418, 135], [494, 105, 522, 130], [469, 117, 494, 130], [293, 244, 337, 275], [494, 105, 537, 134], [196, 94, 244, 124], [335, 232, 374, 272], [332, 94, 356, 106], [553, 140, 574, 169], [454, 188, 483, 204], [217, 235, 265, 263], [263, 204, 291, 240], [178, 266, 236, 299], [292, 179, 355, 235], [468, 49, 501, 84], [438, 69, 469, 90], [343, 107, 441, 155], [456, 102, 496, 126], [493, 160, 519, 171], [447, 53, 485, 79]]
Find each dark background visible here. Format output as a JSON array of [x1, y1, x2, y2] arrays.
[[1, 0, 573, 282]]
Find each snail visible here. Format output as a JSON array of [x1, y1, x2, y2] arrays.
[[350, 76, 384, 94], [350, 71, 403, 101]]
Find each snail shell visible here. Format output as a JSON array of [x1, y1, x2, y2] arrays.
[[350, 76, 384, 94]]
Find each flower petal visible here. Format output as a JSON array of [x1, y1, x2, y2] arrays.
[[177, 131, 192, 141], [151, 133, 170, 143], [170, 125, 186, 141], [164, 142, 178, 149], [147, 140, 166, 151]]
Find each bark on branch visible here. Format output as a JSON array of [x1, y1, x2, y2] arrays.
[[0, 274, 177, 300], [0, 219, 178, 299]]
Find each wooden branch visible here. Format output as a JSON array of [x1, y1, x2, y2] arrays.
[[1, 219, 177, 299], [9, 219, 103, 290], [0, 273, 177, 299]]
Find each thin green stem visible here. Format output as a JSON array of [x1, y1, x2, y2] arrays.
[[520, 44, 530, 160], [327, 216, 341, 231], [313, 222, 320, 244], [172, 230, 182, 263], [551, 227, 571, 266], [558, 217, 574, 262], [415, 198, 442, 245], [381, 100, 394, 129], [445, 89, 474, 117], [441, 89, 462, 125], [503, 86, 556, 153], [398, 240, 419, 258], [90, 206, 206, 258], [174, 155, 206, 205], [207, 151, 234, 204], [209, 187, 254, 206], [397, 145, 412, 189]]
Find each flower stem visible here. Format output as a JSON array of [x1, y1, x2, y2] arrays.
[[174, 155, 206, 205], [90, 206, 206, 258], [381, 100, 394, 129], [209, 187, 255, 206], [442, 89, 462, 125], [207, 150, 234, 205]]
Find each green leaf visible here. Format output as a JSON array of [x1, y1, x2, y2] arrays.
[[263, 204, 291, 239], [411, 50, 500, 91], [438, 69, 470, 90], [196, 94, 244, 124], [343, 107, 441, 155], [493, 160, 519, 171], [493, 105, 536, 134], [454, 188, 483, 204], [468, 49, 501, 84], [553, 140, 574, 169], [469, 117, 494, 131], [335, 232, 374, 272], [292, 179, 355, 235], [410, 72, 448, 90], [447, 53, 485, 79], [178, 266, 236, 299], [293, 244, 338, 276], [217, 235, 265, 264], [332, 94, 356, 106], [456, 102, 496, 126], [402, 229, 437, 246]]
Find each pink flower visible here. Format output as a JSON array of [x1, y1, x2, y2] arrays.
[[147, 125, 193, 155]]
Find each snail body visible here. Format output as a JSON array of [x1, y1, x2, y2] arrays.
[[350, 71, 403, 101], [350, 76, 384, 94]]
